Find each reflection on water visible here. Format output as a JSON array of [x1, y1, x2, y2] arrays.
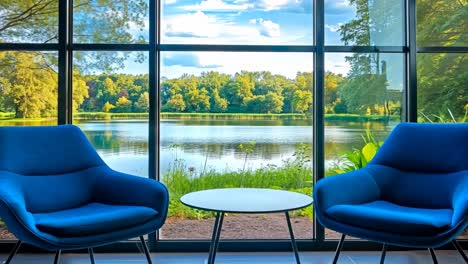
[[0, 118, 398, 177]]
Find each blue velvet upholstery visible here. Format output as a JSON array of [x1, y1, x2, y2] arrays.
[[314, 123, 468, 248], [0, 125, 169, 251]]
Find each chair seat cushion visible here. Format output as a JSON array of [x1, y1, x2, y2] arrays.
[[34, 203, 158, 237], [326, 201, 453, 236]]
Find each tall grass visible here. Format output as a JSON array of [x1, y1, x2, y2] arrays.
[[73, 112, 149, 120], [325, 114, 399, 122], [161, 112, 309, 120], [162, 144, 313, 220]]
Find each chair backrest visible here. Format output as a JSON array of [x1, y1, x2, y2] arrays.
[[369, 123, 468, 209], [0, 125, 104, 175], [0, 125, 105, 212], [371, 123, 468, 173]]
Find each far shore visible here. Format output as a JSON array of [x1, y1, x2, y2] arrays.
[[0, 112, 399, 123]]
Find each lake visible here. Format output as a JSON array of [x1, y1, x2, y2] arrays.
[[0, 118, 398, 177]]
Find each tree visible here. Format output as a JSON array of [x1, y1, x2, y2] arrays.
[[73, 72, 89, 112], [0, 52, 57, 118], [222, 71, 255, 107], [336, 0, 401, 116], [416, 0, 467, 119], [338, 73, 387, 115], [338, 0, 402, 46], [114, 96, 132, 113], [292, 90, 312, 113], [325, 72, 344, 113], [186, 88, 210, 112], [103, 101, 115, 113], [211, 88, 228, 112], [166, 94, 186, 112], [135, 92, 149, 112], [264, 92, 284, 113]]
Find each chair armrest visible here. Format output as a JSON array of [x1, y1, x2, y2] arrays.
[[93, 168, 169, 218], [314, 168, 381, 214], [452, 171, 468, 226], [0, 173, 35, 229]]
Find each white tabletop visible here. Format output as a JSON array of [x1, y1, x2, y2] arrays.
[[180, 188, 313, 213]]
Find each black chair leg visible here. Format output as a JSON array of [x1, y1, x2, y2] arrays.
[[139, 236, 152, 264], [452, 240, 468, 263], [54, 250, 61, 264], [88, 248, 95, 264], [332, 234, 346, 264], [428, 248, 438, 264], [380, 243, 387, 264], [3, 240, 21, 264]]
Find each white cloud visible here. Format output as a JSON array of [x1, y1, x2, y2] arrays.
[[181, 0, 252, 12], [164, 11, 222, 38], [163, 11, 269, 43], [252, 0, 311, 12], [325, 23, 343, 33], [249, 18, 280, 38], [255, 0, 291, 11]]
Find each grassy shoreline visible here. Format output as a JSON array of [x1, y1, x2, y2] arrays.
[[1, 112, 399, 122]]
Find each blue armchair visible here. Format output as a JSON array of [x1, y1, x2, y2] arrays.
[[0, 125, 169, 264], [314, 123, 468, 263]]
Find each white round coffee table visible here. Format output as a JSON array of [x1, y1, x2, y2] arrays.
[[181, 188, 313, 264]]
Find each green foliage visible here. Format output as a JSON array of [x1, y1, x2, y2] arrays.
[[328, 129, 382, 175], [338, 73, 388, 115], [114, 96, 132, 113], [417, 53, 467, 120], [165, 94, 186, 112], [0, 52, 57, 118], [292, 90, 313, 113], [135, 92, 150, 112], [102, 102, 115, 113]]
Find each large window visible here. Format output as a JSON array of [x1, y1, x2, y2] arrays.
[[159, 52, 314, 239], [0, 0, 466, 249]]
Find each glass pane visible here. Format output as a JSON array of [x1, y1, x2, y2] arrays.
[[417, 53, 467, 123], [72, 51, 149, 177], [161, 0, 313, 45], [0, 51, 58, 240], [417, 0, 467, 47], [0, 1, 58, 43], [159, 52, 314, 240], [73, 0, 149, 43], [325, 0, 404, 45], [324, 53, 404, 239]]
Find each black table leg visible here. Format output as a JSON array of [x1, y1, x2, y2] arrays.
[[208, 212, 224, 264], [285, 212, 301, 264]]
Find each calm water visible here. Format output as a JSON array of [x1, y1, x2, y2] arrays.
[[0, 119, 398, 177], [76, 119, 397, 177]]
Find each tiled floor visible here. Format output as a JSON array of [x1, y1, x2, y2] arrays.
[[1, 250, 466, 264]]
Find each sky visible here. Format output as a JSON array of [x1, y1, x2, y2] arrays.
[[117, 0, 404, 90]]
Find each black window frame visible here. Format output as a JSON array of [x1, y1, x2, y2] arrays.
[[0, 0, 466, 253]]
